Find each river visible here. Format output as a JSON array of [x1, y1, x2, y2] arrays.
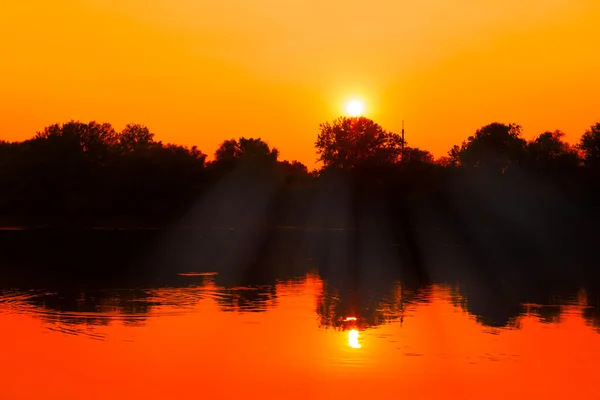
[[1, 268, 599, 399]]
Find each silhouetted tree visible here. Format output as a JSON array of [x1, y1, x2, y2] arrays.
[[34, 120, 118, 164], [278, 160, 308, 175], [107, 141, 207, 222], [315, 116, 404, 169], [455, 122, 527, 173], [0, 120, 214, 226], [277, 160, 310, 185], [11, 121, 120, 221], [526, 130, 580, 172], [440, 144, 462, 167], [402, 146, 434, 164], [578, 122, 600, 170], [117, 123, 155, 152], [1, 116, 599, 243], [214, 137, 279, 164]]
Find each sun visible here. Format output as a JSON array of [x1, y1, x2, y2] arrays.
[[345, 99, 365, 117]]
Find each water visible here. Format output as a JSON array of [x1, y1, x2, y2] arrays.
[[1, 271, 599, 399]]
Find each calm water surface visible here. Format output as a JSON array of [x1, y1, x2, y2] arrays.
[[1, 271, 600, 399]]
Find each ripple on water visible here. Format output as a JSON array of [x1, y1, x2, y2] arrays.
[[0, 290, 39, 313], [0, 278, 281, 331], [177, 272, 219, 277], [0, 286, 214, 340]]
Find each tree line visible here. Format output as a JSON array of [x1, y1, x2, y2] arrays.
[[1, 117, 600, 227]]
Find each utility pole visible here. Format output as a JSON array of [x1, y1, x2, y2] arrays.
[[401, 120, 405, 162]]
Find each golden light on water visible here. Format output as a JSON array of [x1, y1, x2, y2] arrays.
[[348, 329, 361, 349]]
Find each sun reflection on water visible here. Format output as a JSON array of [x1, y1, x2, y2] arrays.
[[348, 329, 361, 349]]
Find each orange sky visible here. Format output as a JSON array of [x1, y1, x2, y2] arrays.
[[2, 0, 599, 166]]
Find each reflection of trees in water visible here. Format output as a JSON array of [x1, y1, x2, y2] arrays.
[[520, 290, 591, 325], [583, 308, 600, 332], [453, 288, 525, 328], [453, 283, 600, 330], [2, 271, 287, 335], [214, 285, 278, 313], [40, 290, 151, 314], [528, 305, 562, 324], [21, 289, 156, 328], [4, 228, 600, 337], [316, 280, 425, 330], [4, 278, 600, 339], [444, 284, 521, 329], [581, 288, 600, 332], [315, 275, 600, 334]]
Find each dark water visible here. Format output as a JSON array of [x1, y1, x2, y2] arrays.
[[1, 228, 599, 399]]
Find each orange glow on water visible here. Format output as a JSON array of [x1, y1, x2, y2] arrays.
[[1, 278, 599, 399]]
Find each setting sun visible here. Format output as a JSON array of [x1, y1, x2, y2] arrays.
[[345, 99, 365, 117]]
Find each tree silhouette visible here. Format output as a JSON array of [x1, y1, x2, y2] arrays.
[[34, 121, 118, 164], [402, 146, 434, 165], [278, 160, 308, 175], [526, 130, 580, 172], [578, 122, 600, 170], [277, 160, 310, 185], [117, 123, 155, 153], [108, 141, 206, 222], [455, 122, 526, 173], [315, 116, 404, 169], [214, 137, 279, 164], [1, 117, 600, 235], [448, 144, 461, 162]]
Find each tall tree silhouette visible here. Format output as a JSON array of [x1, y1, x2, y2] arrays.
[[402, 146, 434, 165], [315, 116, 404, 169], [214, 137, 279, 164], [3, 117, 600, 233], [455, 122, 527, 173], [117, 123, 155, 153], [34, 120, 118, 164], [526, 130, 580, 172], [578, 122, 600, 170]]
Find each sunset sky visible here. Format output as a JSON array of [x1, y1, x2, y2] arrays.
[[2, 0, 599, 166]]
